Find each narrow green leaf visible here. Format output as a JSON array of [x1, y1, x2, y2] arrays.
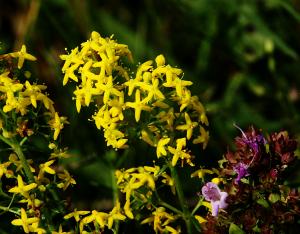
[[229, 223, 245, 234]]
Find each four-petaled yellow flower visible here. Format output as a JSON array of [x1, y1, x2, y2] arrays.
[[48, 112, 69, 140], [107, 200, 126, 229], [38, 160, 56, 180], [9, 175, 37, 197], [176, 112, 198, 140], [156, 137, 170, 158], [141, 207, 178, 233], [11, 208, 39, 233], [193, 126, 209, 149], [10, 45, 37, 69], [168, 138, 194, 166], [64, 209, 90, 222], [126, 89, 151, 122]]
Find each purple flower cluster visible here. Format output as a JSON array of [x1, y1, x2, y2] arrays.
[[201, 126, 300, 234]]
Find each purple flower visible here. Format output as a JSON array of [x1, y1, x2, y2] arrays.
[[233, 162, 250, 184], [201, 182, 228, 217], [234, 124, 266, 156]]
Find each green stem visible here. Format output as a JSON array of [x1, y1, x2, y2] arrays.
[[191, 197, 204, 216], [169, 165, 192, 234], [0, 136, 34, 183], [12, 141, 35, 183], [48, 185, 65, 214], [111, 167, 119, 234], [0, 206, 19, 215], [158, 200, 183, 216]]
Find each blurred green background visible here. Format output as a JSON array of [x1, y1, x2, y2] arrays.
[[1, 0, 300, 231]]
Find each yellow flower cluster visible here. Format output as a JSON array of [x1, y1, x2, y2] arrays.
[[115, 166, 159, 219], [60, 31, 209, 167], [0, 45, 68, 140], [0, 46, 75, 233], [141, 207, 180, 233], [63, 200, 126, 233]]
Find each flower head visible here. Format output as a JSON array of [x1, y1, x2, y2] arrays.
[[233, 162, 250, 184], [234, 124, 266, 156], [201, 182, 228, 217]]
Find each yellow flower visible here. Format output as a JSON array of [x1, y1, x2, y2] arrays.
[[141, 207, 177, 233], [191, 168, 214, 179], [135, 60, 153, 81], [10, 45, 37, 69], [194, 215, 207, 224], [38, 160, 56, 180], [28, 221, 46, 234], [60, 47, 82, 73], [0, 161, 12, 179], [64, 209, 90, 222], [156, 108, 175, 129], [11, 208, 39, 233], [124, 78, 140, 96], [22, 81, 46, 108], [155, 54, 166, 67], [126, 89, 151, 122], [79, 210, 108, 232], [176, 113, 198, 140], [161, 173, 175, 194], [192, 126, 209, 149], [142, 78, 165, 103], [8, 154, 35, 173], [9, 175, 37, 197], [156, 137, 170, 158], [74, 79, 99, 112], [48, 112, 68, 140], [140, 129, 155, 146], [62, 64, 80, 86], [211, 177, 224, 185], [107, 200, 126, 229], [57, 169, 76, 190], [96, 76, 122, 104], [152, 65, 182, 85], [104, 124, 128, 149], [108, 91, 125, 121], [124, 199, 134, 219], [19, 195, 42, 208], [168, 138, 193, 166]]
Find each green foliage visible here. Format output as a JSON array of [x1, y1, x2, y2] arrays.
[[0, 0, 300, 233]]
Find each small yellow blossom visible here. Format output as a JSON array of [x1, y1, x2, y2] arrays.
[[126, 89, 151, 122], [38, 160, 56, 180], [211, 177, 224, 185], [155, 54, 166, 66], [11, 208, 39, 233], [57, 169, 76, 190], [96, 76, 121, 104], [9, 174, 37, 197], [156, 137, 170, 158], [10, 45, 37, 69], [176, 112, 198, 140], [192, 126, 209, 149], [64, 209, 90, 222], [168, 138, 194, 166], [191, 168, 214, 179], [142, 78, 165, 102], [0, 161, 12, 179], [48, 112, 68, 140], [194, 215, 207, 224], [79, 210, 108, 232], [107, 200, 126, 229], [141, 207, 178, 233]]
